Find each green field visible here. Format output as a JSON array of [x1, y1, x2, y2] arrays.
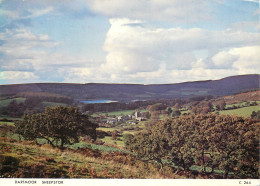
[[0, 98, 26, 107], [0, 98, 68, 108], [96, 109, 146, 117], [122, 130, 137, 135], [106, 110, 135, 116], [42, 101, 68, 107], [0, 121, 15, 126], [97, 127, 117, 132], [219, 105, 260, 117], [225, 101, 260, 109], [101, 136, 124, 147], [0, 116, 21, 121]]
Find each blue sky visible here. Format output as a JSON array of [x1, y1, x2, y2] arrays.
[[0, 0, 259, 84]]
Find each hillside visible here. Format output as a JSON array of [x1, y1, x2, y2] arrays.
[[0, 74, 259, 101], [214, 90, 260, 105], [0, 83, 259, 179]]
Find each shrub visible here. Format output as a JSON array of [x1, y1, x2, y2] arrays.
[[0, 155, 20, 175]]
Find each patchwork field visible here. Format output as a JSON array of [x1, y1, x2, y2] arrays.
[[0, 88, 259, 179], [0, 98, 26, 107], [219, 105, 260, 117]]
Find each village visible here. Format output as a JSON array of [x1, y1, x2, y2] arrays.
[[92, 110, 147, 128]]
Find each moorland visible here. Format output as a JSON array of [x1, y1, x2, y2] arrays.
[[0, 74, 259, 179]]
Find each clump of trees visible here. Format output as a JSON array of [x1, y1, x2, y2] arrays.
[[0, 100, 27, 117], [125, 114, 259, 178], [0, 93, 74, 117], [216, 100, 226, 111], [15, 106, 98, 149], [80, 99, 186, 113], [17, 92, 73, 105], [251, 110, 260, 119], [147, 103, 167, 112], [189, 101, 213, 114]]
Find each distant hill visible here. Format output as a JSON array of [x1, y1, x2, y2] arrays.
[[0, 74, 259, 102]]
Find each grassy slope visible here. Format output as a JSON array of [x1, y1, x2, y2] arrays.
[[219, 105, 260, 117], [1, 89, 259, 178], [0, 120, 178, 178], [97, 127, 117, 132], [0, 98, 26, 107], [225, 101, 260, 108], [0, 139, 176, 178], [0, 97, 67, 108], [101, 136, 124, 147]]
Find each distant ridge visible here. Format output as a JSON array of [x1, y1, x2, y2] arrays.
[[0, 74, 259, 101]]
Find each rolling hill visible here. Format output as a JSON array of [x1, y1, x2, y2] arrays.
[[0, 74, 259, 102]]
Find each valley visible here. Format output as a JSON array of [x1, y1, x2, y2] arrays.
[[0, 74, 259, 179]]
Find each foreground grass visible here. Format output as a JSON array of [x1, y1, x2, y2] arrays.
[[0, 125, 238, 179], [0, 139, 177, 178], [68, 141, 126, 153]]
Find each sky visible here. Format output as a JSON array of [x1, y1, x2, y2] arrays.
[[0, 0, 259, 84]]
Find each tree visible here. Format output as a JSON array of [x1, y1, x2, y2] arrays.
[[171, 109, 181, 117], [173, 103, 181, 110], [150, 111, 160, 121], [216, 100, 226, 111], [125, 130, 169, 170], [206, 115, 259, 178], [251, 110, 260, 119], [126, 118, 195, 171], [167, 107, 173, 115], [141, 111, 151, 119], [15, 106, 97, 149], [3, 100, 26, 117], [111, 131, 117, 140], [147, 103, 167, 112], [125, 114, 259, 178]]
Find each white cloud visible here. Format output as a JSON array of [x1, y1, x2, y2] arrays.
[[230, 46, 260, 72], [0, 27, 105, 84], [100, 18, 260, 80], [254, 8, 260, 15], [1, 0, 90, 22], [58, 67, 95, 83], [208, 45, 260, 72], [243, 0, 259, 3], [0, 9, 20, 19], [0, 28, 59, 72], [86, 0, 212, 23], [26, 7, 54, 18], [0, 71, 39, 84], [230, 21, 260, 32], [1, 0, 259, 84], [212, 51, 239, 68]]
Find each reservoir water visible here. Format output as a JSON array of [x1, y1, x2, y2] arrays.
[[80, 100, 117, 104]]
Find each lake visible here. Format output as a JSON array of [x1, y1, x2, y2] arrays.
[[79, 100, 117, 104]]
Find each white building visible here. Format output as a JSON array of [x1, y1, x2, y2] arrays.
[[107, 118, 116, 125], [136, 117, 145, 121]]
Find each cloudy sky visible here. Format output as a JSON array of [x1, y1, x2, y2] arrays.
[[0, 0, 259, 84]]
